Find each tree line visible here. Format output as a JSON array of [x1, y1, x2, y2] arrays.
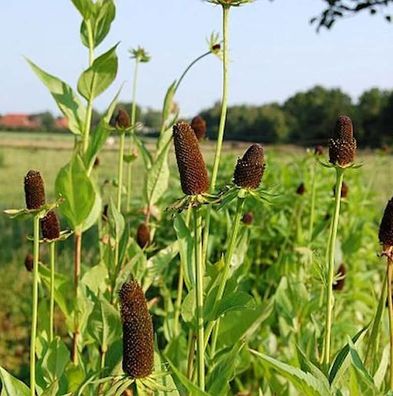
[[199, 85, 393, 147]]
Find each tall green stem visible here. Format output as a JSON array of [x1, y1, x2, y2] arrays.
[[193, 208, 205, 390], [72, 230, 82, 364], [82, 21, 95, 154], [174, 206, 192, 335], [323, 167, 344, 365], [117, 134, 125, 212], [30, 215, 40, 396], [308, 160, 317, 244], [126, 59, 140, 213], [387, 257, 393, 390], [49, 242, 55, 342], [202, 6, 230, 265], [205, 197, 244, 350]]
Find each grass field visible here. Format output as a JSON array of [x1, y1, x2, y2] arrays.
[[1, 131, 393, 390]]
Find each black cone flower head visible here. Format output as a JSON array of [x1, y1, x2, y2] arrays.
[[24, 170, 46, 210], [173, 122, 209, 195], [242, 212, 253, 225], [379, 197, 393, 248], [119, 281, 154, 379], [25, 253, 34, 272], [233, 144, 265, 189], [41, 210, 60, 240], [191, 115, 207, 141], [329, 116, 357, 167], [136, 223, 150, 249], [116, 109, 130, 129], [296, 182, 306, 195], [333, 264, 346, 291]]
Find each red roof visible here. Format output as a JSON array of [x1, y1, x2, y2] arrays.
[[55, 117, 68, 129], [0, 113, 41, 129]]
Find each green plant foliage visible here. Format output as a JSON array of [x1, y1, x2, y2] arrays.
[[27, 60, 86, 135], [55, 155, 97, 230], [77, 44, 118, 101]]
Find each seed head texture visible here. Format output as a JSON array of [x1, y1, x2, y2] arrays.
[[119, 281, 154, 379], [173, 122, 209, 195], [233, 144, 265, 189]]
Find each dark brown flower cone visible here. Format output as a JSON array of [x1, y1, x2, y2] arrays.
[[119, 281, 154, 379], [173, 122, 209, 195], [333, 181, 349, 198], [41, 210, 60, 240], [116, 109, 130, 129], [136, 223, 150, 249], [242, 212, 253, 225], [333, 264, 346, 291], [314, 145, 324, 156], [191, 115, 207, 141], [24, 170, 46, 210], [379, 197, 393, 247], [233, 144, 265, 189], [296, 182, 306, 195], [24, 253, 34, 272], [329, 116, 357, 167]]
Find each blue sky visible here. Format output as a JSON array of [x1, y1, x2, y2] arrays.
[[0, 1, 392, 117]]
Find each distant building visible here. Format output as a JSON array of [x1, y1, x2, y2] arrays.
[[54, 116, 68, 130], [0, 113, 41, 129]]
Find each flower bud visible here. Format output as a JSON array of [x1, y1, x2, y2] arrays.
[[119, 281, 154, 379], [173, 122, 209, 195], [233, 144, 265, 189]]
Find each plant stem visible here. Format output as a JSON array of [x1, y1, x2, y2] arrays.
[[30, 215, 40, 396], [202, 5, 230, 265], [308, 160, 317, 244], [49, 242, 55, 342], [117, 134, 125, 212], [205, 197, 245, 351], [82, 21, 95, 154], [126, 59, 140, 213], [72, 230, 82, 364], [193, 207, 205, 390], [323, 167, 344, 366], [174, 51, 211, 93], [174, 206, 192, 335], [387, 256, 393, 390]]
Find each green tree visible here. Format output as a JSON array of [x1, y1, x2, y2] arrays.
[[284, 85, 355, 143], [357, 88, 390, 146]]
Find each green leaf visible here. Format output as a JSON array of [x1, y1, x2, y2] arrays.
[[161, 81, 177, 128], [328, 326, 367, 386], [38, 337, 69, 384], [219, 301, 273, 347], [0, 366, 30, 396], [133, 135, 152, 169], [41, 380, 60, 396], [250, 350, 331, 396], [55, 155, 96, 229], [174, 214, 194, 290], [77, 44, 118, 100], [165, 357, 209, 396], [373, 345, 389, 390], [108, 198, 125, 240], [145, 139, 171, 206], [27, 59, 86, 135], [81, 262, 108, 294], [71, 0, 94, 19], [81, 0, 116, 48], [87, 294, 121, 350], [207, 343, 244, 395], [85, 87, 121, 170], [205, 291, 255, 322]]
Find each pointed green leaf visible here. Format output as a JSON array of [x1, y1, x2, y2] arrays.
[[55, 155, 96, 229], [77, 44, 118, 100], [0, 367, 30, 396], [250, 350, 331, 396], [27, 59, 86, 135]]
